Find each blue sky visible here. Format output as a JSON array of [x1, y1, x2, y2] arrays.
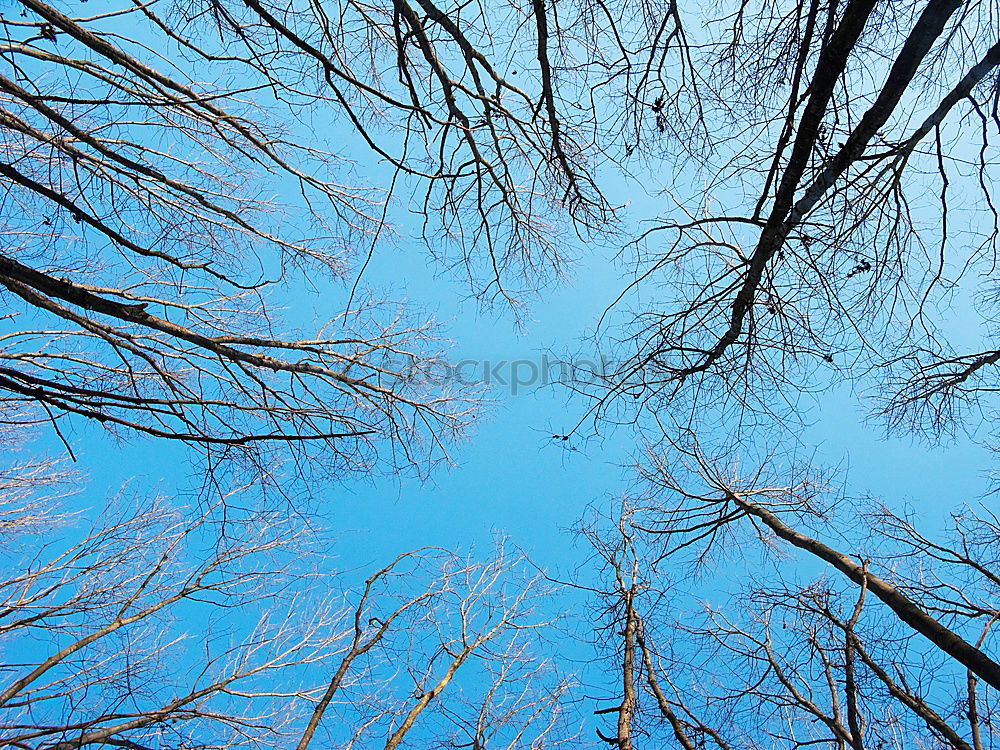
[[23, 55, 992, 570], [46, 171, 995, 578]]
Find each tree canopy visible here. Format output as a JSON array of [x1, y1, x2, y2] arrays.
[[2, 0, 1000, 747]]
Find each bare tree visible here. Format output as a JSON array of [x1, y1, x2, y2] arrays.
[[294, 539, 574, 750], [578, 440, 1000, 749], [565, 0, 1000, 437], [0, 427, 574, 749], [1, 0, 608, 477]]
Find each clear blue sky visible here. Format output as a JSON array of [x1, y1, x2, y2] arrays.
[[46, 172, 995, 576]]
